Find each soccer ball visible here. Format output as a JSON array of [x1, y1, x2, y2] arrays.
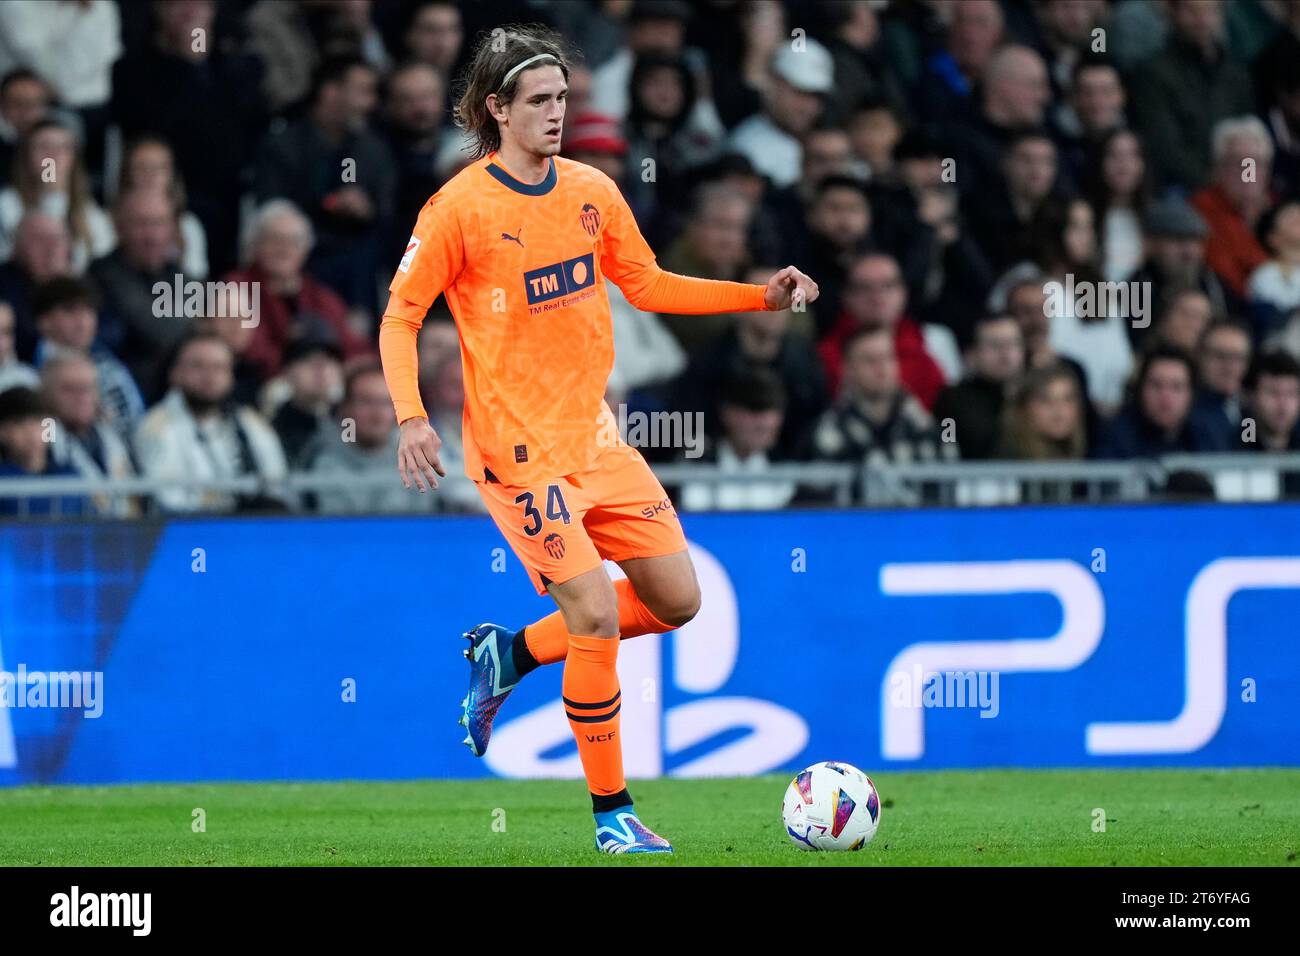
[[782, 761, 881, 851]]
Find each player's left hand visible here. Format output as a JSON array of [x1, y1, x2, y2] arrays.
[[764, 265, 819, 312]]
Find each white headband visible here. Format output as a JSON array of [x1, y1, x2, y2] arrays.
[[499, 52, 557, 92]]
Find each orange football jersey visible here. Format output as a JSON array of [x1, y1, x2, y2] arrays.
[[379, 150, 770, 485]]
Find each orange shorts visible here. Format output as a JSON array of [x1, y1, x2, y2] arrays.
[[476, 440, 687, 595]]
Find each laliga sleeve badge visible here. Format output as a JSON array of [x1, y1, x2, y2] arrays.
[[398, 236, 421, 273]]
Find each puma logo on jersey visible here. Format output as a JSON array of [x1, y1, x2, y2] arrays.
[[501, 227, 524, 247], [398, 236, 420, 273]]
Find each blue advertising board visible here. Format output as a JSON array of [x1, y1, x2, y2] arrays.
[[1, 502, 1297, 786]]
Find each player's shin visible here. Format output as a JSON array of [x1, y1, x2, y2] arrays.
[[562, 634, 628, 806]]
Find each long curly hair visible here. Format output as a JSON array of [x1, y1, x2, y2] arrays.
[[451, 23, 575, 160]]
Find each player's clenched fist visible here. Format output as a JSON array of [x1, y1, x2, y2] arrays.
[[397, 417, 447, 492], [764, 265, 820, 312]]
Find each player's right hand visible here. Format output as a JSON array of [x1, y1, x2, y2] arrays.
[[397, 417, 446, 492]]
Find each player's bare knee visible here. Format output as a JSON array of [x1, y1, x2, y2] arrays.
[[563, 602, 619, 638], [677, 591, 703, 627], [657, 588, 701, 629], [596, 607, 620, 636]]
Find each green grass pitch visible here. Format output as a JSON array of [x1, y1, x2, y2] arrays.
[[0, 769, 1296, 866]]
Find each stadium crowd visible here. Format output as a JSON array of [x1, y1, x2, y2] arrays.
[[1, 0, 1300, 516]]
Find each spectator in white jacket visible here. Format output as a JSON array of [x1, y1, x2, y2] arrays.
[[133, 333, 288, 513]]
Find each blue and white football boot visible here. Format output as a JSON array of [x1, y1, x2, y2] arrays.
[[457, 623, 521, 757], [593, 805, 674, 855]]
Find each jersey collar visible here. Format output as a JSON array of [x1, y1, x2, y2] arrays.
[[485, 153, 557, 196]]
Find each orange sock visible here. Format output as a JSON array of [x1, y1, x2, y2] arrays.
[[523, 578, 675, 665], [563, 634, 624, 797]]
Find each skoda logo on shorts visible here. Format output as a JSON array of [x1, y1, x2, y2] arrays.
[[524, 253, 595, 304], [544, 532, 566, 559]]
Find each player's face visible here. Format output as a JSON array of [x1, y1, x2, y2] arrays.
[[500, 66, 567, 158]]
